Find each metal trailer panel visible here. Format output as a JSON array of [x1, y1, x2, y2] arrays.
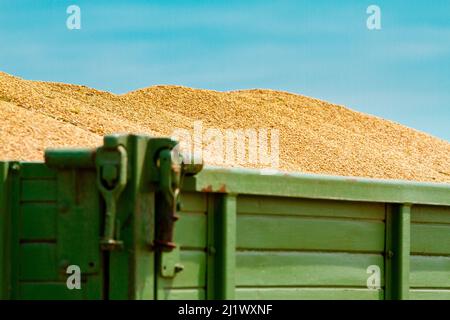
[[0, 134, 449, 300], [183, 171, 450, 300], [8, 163, 103, 300]]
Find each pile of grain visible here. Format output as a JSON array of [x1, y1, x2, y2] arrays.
[[0, 71, 449, 183]]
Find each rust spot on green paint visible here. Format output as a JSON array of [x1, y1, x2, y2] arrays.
[[90, 149, 97, 162], [217, 184, 227, 193], [201, 185, 213, 192]]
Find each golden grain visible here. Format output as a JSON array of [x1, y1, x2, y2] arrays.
[[1, 72, 449, 183]]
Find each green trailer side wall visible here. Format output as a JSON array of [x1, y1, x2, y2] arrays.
[[176, 168, 450, 300], [1, 135, 450, 300], [8, 163, 103, 300], [167, 182, 450, 300], [234, 195, 385, 300]]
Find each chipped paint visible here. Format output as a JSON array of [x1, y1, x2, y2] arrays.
[[217, 184, 227, 193], [201, 185, 213, 192]]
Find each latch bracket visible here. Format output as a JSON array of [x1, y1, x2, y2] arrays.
[[96, 143, 128, 251], [154, 147, 182, 251], [160, 246, 184, 278]]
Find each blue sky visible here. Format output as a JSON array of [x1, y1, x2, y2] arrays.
[[0, 0, 449, 140]]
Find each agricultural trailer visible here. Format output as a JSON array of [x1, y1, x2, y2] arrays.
[[0, 134, 450, 300]]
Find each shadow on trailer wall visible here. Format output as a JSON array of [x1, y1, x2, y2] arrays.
[[0, 134, 450, 300]]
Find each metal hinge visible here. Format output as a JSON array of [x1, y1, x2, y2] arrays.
[[154, 147, 182, 251], [153, 144, 203, 252], [154, 145, 204, 278], [154, 146, 186, 278]]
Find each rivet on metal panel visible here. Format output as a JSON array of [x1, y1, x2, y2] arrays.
[[10, 163, 20, 172], [160, 246, 183, 278], [59, 259, 70, 272], [59, 201, 70, 214], [174, 264, 184, 273]]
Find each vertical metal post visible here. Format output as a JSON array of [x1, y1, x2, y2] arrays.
[[214, 194, 236, 299], [396, 204, 411, 299], [386, 203, 410, 300], [206, 194, 216, 300], [108, 135, 156, 300], [0, 162, 9, 299], [9, 163, 20, 299]]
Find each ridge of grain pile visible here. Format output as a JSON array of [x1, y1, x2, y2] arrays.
[[0, 71, 449, 183], [0, 100, 102, 161]]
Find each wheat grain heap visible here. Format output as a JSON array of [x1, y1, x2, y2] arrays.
[[0, 71, 449, 183]]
